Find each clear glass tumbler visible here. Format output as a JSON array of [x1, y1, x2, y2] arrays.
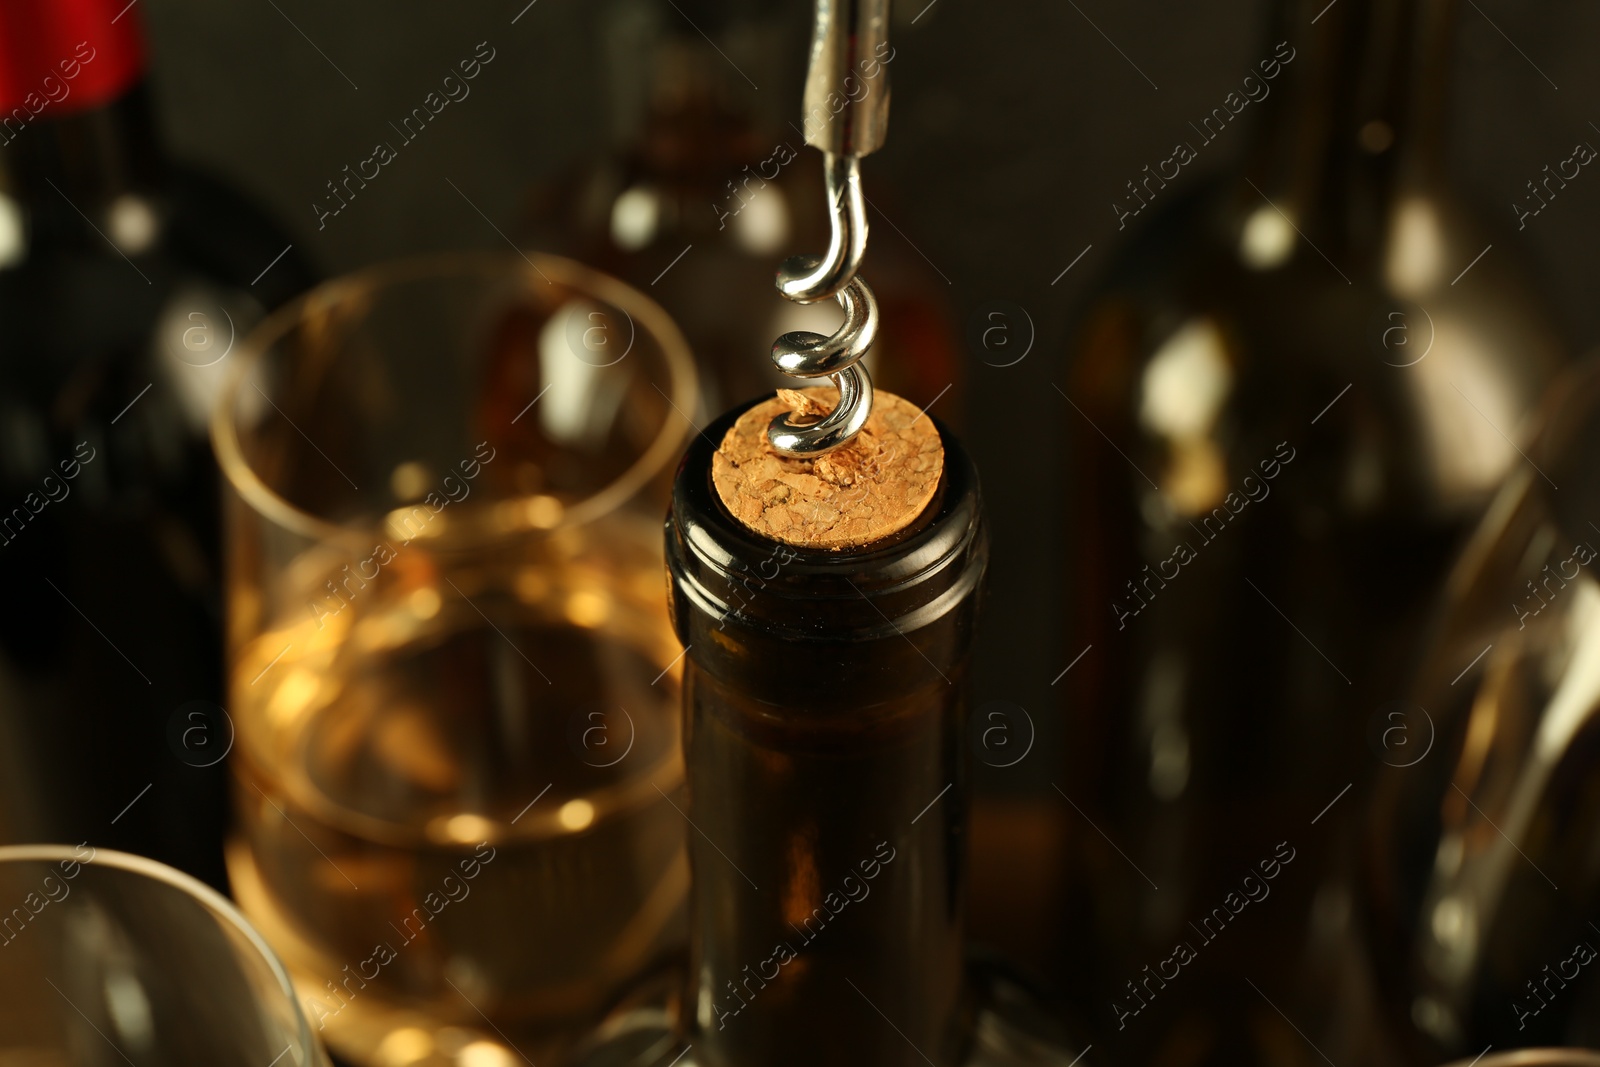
[[0, 844, 330, 1066], [212, 251, 699, 1067]]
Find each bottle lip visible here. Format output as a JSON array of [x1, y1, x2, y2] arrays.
[[668, 400, 987, 641], [0, 0, 146, 118]]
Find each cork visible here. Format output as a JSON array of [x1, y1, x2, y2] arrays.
[[711, 386, 944, 550]]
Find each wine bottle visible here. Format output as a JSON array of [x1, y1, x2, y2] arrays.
[[519, 0, 962, 421], [572, 393, 1084, 1067], [1365, 360, 1600, 1061], [0, 0, 313, 887], [1058, 0, 1564, 1061]]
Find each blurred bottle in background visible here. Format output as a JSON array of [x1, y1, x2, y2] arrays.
[[1365, 359, 1600, 1063], [0, 0, 312, 887], [1058, 0, 1565, 1062], [519, 0, 962, 423]]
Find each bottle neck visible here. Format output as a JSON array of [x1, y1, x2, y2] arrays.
[[1244, 0, 1455, 256], [667, 405, 988, 1067], [599, 0, 787, 160], [7, 86, 162, 201], [0, 0, 163, 248]]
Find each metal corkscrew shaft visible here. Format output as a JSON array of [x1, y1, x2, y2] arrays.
[[767, 0, 891, 458]]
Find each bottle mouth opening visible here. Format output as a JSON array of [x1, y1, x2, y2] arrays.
[[668, 402, 987, 640]]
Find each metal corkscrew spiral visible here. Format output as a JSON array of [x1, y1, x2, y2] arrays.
[[766, 0, 892, 458]]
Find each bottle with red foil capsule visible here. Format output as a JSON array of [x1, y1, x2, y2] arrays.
[[0, 0, 313, 884]]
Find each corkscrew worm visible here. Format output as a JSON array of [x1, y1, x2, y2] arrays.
[[766, 0, 891, 458]]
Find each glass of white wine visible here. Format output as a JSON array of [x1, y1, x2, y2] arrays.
[[0, 844, 330, 1066], [212, 251, 699, 1067]]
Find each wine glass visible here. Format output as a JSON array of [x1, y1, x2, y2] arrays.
[[0, 844, 330, 1065], [1438, 1052, 1600, 1067], [1365, 361, 1600, 1061], [212, 251, 699, 1067]]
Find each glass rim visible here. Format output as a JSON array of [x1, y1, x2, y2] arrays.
[[210, 249, 700, 548], [1439, 1053, 1600, 1067], [0, 843, 322, 1061]]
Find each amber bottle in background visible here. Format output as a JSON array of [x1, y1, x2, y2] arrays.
[[519, 0, 961, 422], [1365, 360, 1600, 1062], [1058, 0, 1564, 1063], [0, 0, 312, 887]]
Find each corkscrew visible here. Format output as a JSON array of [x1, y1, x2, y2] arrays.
[[766, 0, 891, 458]]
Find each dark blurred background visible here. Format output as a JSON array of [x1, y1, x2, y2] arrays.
[[3, 1, 1598, 1062], [122, 0, 1600, 953], [138, 0, 1600, 761]]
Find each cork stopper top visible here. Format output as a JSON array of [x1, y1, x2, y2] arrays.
[[710, 386, 945, 549]]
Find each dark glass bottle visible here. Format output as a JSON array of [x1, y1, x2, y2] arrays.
[[574, 402, 1081, 1067], [1059, 0, 1564, 1062], [0, 0, 313, 886], [520, 0, 961, 421], [1365, 360, 1600, 1062]]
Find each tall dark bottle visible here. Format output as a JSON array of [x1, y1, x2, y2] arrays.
[[0, 0, 312, 885], [1365, 360, 1600, 1062], [520, 0, 961, 420], [574, 400, 1081, 1067], [1059, 0, 1564, 1062]]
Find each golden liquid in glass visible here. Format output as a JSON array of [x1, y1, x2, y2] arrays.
[[228, 520, 686, 1067]]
